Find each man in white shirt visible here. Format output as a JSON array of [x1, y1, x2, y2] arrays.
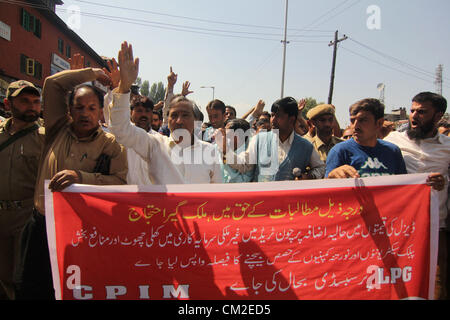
[[109, 42, 222, 184], [385, 91, 449, 299]]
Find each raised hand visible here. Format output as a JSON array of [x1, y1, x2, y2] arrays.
[[256, 99, 265, 112], [92, 68, 111, 87], [103, 58, 120, 89], [69, 53, 85, 70], [117, 41, 139, 94], [181, 81, 193, 96], [153, 101, 164, 110], [298, 98, 306, 112], [167, 66, 177, 89]]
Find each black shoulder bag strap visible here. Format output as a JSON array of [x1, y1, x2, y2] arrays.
[[0, 123, 40, 153]]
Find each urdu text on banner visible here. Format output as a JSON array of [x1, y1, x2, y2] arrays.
[[44, 173, 439, 300]]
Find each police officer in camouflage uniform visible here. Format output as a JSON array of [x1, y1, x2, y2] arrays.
[[0, 80, 44, 299]]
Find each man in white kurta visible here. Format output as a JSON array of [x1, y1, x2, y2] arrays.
[[103, 91, 184, 185], [107, 44, 222, 184], [109, 92, 222, 184], [384, 91, 449, 299]]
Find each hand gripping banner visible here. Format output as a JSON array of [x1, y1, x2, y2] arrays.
[[45, 173, 439, 300]]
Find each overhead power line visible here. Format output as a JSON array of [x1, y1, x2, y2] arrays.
[[0, 0, 331, 42], [340, 45, 450, 89], [348, 37, 450, 82], [73, 0, 335, 33]]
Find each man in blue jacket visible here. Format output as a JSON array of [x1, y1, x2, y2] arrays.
[[223, 96, 325, 181]]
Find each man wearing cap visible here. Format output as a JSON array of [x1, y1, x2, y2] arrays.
[[304, 104, 343, 162], [0, 80, 44, 299]]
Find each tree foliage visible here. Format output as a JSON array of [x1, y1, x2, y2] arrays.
[[300, 97, 325, 119], [149, 81, 165, 103]]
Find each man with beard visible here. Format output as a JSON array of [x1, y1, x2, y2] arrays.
[[0, 81, 44, 299], [152, 110, 162, 132], [305, 104, 343, 162], [385, 92, 449, 299], [223, 96, 325, 181], [326, 98, 407, 179]]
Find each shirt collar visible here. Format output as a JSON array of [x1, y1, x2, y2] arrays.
[[403, 130, 446, 144], [279, 130, 295, 146], [314, 134, 342, 148], [68, 124, 102, 142], [0, 118, 40, 135]]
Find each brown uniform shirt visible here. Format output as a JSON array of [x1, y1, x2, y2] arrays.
[[304, 134, 343, 162], [34, 68, 128, 214], [0, 119, 45, 235], [0, 119, 44, 201]]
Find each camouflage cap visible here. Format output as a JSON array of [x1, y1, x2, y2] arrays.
[[6, 80, 40, 99]]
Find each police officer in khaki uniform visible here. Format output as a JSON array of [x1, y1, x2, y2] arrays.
[[304, 104, 344, 162], [0, 80, 44, 299]]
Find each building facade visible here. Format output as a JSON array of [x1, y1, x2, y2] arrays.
[[0, 0, 106, 98]]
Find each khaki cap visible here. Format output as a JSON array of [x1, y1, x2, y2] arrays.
[[306, 104, 335, 120]]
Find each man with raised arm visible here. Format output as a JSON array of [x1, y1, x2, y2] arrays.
[[109, 42, 222, 184], [16, 61, 128, 300]]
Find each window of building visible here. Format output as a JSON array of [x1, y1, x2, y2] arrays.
[[20, 54, 42, 80], [34, 20, 41, 38], [20, 54, 28, 74], [66, 45, 71, 58], [58, 38, 64, 54], [21, 8, 42, 38]]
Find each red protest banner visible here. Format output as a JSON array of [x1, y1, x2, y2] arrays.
[[45, 173, 439, 300]]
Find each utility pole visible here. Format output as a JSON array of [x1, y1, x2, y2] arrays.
[[280, 0, 289, 98], [328, 30, 347, 104], [435, 64, 443, 95]]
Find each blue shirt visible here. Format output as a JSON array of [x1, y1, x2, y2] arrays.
[[325, 138, 407, 178]]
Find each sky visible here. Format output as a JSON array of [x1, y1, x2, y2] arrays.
[[55, 0, 450, 127]]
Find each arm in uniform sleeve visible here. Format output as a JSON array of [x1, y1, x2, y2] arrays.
[[307, 148, 325, 179]]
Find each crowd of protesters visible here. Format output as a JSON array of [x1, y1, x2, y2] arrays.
[[0, 41, 449, 300]]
